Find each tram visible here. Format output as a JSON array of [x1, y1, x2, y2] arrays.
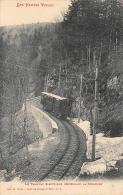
[[41, 92, 72, 119]]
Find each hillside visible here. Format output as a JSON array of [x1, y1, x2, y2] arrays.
[[0, 22, 56, 117], [0, 0, 123, 137]]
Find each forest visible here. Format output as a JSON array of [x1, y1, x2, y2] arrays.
[[0, 0, 123, 136]]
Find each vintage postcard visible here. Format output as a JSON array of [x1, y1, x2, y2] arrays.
[[0, 0, 123, 195]]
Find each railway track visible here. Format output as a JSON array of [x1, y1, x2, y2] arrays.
[[17, 98, 86, 180], [28, 115, 86, 181], [1, 98, 86, 181], [9, 98, 87, 181]]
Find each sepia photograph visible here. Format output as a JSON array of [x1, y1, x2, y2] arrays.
[[0, 0, 123, 194]]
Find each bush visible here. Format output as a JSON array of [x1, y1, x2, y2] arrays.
[[104, 119, 123, 137]]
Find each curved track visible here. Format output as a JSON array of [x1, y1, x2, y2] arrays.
[[18, 97, 87, 181], [29, 115, 86, 181]]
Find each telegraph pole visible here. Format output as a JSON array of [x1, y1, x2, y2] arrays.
[[91, 66, 98, 161], [78, 74, 83, 123]]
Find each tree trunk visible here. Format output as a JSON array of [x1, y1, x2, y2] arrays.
[[58, 63, 62, 89], [88, 44, 91, 71]]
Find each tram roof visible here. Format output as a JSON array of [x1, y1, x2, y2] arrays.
[[41, 92, 68, 100]]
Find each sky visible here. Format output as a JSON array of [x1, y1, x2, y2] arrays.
[[0, 0, 71, 26]]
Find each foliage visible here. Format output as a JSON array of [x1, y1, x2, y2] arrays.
[[0, 0, 123, 132]]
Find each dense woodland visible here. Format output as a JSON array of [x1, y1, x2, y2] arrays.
[[0, 0, 123, 136]]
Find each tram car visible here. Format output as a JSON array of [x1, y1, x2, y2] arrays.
[[41, 92, 72, 119]]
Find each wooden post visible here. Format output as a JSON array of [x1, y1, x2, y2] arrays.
[[78, 74, 83, 123], [91, 66, 98, 161]]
